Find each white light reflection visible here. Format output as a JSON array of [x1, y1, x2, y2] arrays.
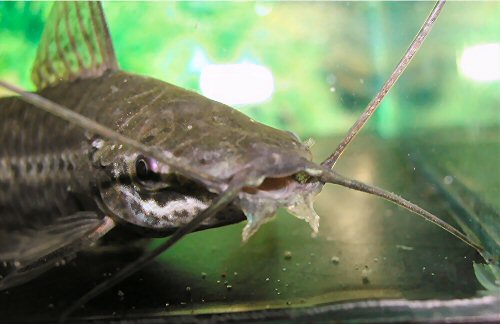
[[199, 63, 275, 106], [459, 43, 500, 82]]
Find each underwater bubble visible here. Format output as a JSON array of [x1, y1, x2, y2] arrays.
[[330, 86, 336, 92], [284, 251, 293, 260]]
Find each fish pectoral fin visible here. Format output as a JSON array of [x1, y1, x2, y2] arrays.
[[31, 1, 119, 90], [0, 214, 115, 290]]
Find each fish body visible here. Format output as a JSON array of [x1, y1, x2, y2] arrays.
[[0, 65, 318, 287], [0, 1, 487, 297]]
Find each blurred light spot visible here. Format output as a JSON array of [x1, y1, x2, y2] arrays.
[[459, 43, 500, 82], [255, 3, 272, 16], [200, 63, 274, 106], [189, 47, 209, 72]]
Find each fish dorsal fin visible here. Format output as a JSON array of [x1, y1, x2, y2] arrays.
[[31, 1, 118, 90]]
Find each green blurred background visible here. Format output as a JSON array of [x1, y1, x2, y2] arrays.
[[1, 1, 499, 139], [0, 3, 499, 319]]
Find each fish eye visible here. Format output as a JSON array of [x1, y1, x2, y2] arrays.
[[135, 156, 160, 183]]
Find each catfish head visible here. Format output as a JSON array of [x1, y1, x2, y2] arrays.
[[90, 71, 325, 240]]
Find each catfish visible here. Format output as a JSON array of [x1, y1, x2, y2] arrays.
[[0, 0, 488, 316]]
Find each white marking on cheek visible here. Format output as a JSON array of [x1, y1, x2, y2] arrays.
[[118, 185, 209, 228], [142, 198, 208, 219], [111, 162, 121, 178]]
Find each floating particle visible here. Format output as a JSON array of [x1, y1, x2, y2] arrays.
[[117, 290, 125, 300], [265, 277, 270, 282], [286, 301, 292, 305], [284, 251, 293, 260], [226, 284, 233, 291], [233, 272, 238, 276], [216, 280, 221, 284], [48, 303, 54, 309], [282, 268, 287, 272], [185, 286, 191, 293], [331, 256, 340, 264], [165, 303, 170, 307], [396, 244, 414, 251], [443, 175, 454, 185], [201, 272, 207, 279], [221, 272, 227, 278], [361, 266, 371, 284]]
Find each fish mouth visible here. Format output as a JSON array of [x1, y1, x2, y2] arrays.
[[235, 166, 324, 242], [243, 176, 295, 195]]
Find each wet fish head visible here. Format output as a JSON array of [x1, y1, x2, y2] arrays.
[[91, 72, 326, 240]]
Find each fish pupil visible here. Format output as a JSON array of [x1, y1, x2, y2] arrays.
[[135, 157, 157, 182]]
